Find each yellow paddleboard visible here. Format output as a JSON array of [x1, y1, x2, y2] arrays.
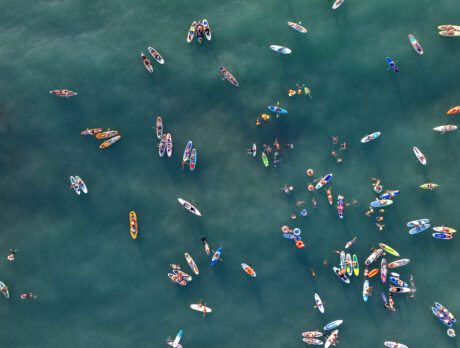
[[130, 211, 138, 239]]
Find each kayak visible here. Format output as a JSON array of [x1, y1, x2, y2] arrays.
[[159, 134, 167, 157], [433, 232, 453, 240], [390, 286, 411, 294], [187, 21, 197, 42], [408, 34, 423, 54], [70, 176, 81, 195], [323, 320, 343, 331], [302, 331, 323, 338], [211, 247, 222, 265], [325, 330, 339, 348], [262, 152, 269, 167], [287, 21, 307, 33], [81, 128, 102, 136], [332, 0, 344, 9], [390, 276, 408, 287], [420, 183, 438, 190], [96, 130, 118, 139], [241, 263, 256, 277], [409, 224, 430, 234], [141, 53, 153, 72], [178, 198, 201, 216], [379, 190, 400, 200], [384, 342, 408, 348], [302, 338, 323, 345], [362, 280, 370, 302], [386, 57, 399, 73], [345, 253, 352, 276], [75, 176, 88, 194], [100, 135, 121, 149], [435, 302, 456, 323], [379, 243, 400, 257], [168, 273, 186, 286], [333, 267, 350, 284], [203, 19, 211, 40], [190, 303, 212, 313], [413, 146, 427, 165], [439, 30, 460, 36], [433, 226, 456, 233], [381, 258, 387, 283], [173, 269, 192, 282], [388, 259, 410, 268], [367, 268, 379, 278], [49, 89, 77, 97], [173, 329, 183, 348], [447, 106, 460, 114], [432, 307, 453, 327], [0, 281, 9, 298], [433, 125, 457, 132], [189, 149, 197, 171], [315, 174, 333, 190], [407, 219, 429, 227], [352, 254, 359, 276], [360, 132, 381, 143], [364, 249, 383, 265], [156, 117, 163, 139], [185, 252, 199, 275], [183, 141, 192, 162], [314, 293, 324, 314], [269, 45, 292, 54], [267, 106, 288, 114], [370, 199, 393, 208], [130, 211, 138, 239], [166, 133, 173, 158], [219, 67, 239, 87], [148, 47, 164, 64], [337, 195, 344, 219]]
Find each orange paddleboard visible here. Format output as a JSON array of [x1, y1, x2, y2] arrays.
[[367, 268, 379, 278], [447, 106, 460, 114]]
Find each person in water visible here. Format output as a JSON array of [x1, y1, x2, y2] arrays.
[[7, 249, 17, 261], [310, 269, 316, 278], [332, 136, 338, 144], [21, 293, 36, 299], [376, 223, 385, 231]]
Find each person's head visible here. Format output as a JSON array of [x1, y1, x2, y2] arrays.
[[395, 68, 398, 72]]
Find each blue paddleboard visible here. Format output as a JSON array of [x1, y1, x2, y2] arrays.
[[379, 190, 400, 200], [211, 247, 222, 265], [324, 320, 343, 331], [409, 224, 430, 234], [432, 232, 453, 240], [268, 106, 288, 114]]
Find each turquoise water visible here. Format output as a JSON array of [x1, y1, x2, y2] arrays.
[[0, 0, 460, 347]]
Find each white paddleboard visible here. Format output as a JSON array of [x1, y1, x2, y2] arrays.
[[190, 304, 212, 313]]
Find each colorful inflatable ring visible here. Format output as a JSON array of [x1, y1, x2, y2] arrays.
[[300, 209, 308, 216], [296, 240, 305, 248], [282, 225, 290, 233], [308, 184, 314, 191], [307, 169, 314, 176], [293, 228, 301, 236]]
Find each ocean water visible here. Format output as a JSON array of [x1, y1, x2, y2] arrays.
[[0, 0, 459, 347]]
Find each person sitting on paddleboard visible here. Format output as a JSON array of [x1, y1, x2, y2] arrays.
[[7, 249, 17, 261]]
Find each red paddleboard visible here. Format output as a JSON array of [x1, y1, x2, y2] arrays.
[[367, 268, 379, 278]]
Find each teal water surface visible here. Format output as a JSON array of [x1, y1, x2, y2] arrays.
[[0, 0, 460, 347]]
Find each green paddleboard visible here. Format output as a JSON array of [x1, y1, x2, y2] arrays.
[[262, 152, 269, 167]]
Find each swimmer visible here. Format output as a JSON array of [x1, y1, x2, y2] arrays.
[[312, 198, 317, 207], [273, 138, 280, 151], [281, 185, 290, 193], [380, 209, 385, 214], [296, 201, 305, 206], [21, 293, 37, 300], [376, 216, 383, 222], [256, 118, 261, 126], [345, 202, 350, 207], [336, 158, 342, 163], [291, 214, 296, 220], [332, 136, 338, 144], [323, 259, 328, 267], [341, 142, 347, 150], [376, 223, 385, 231], [332, 250, 340, 255], [7, 249, 17, 261], [352, 200, 358, 206], [331, 151, 337, 157], [310, 269, 316, 278]]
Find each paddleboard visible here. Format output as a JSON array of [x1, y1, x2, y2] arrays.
[[173, 330, 183, 347], [390, 277, 408, 287], [302, 331, 323, 338], [432, 307, 452, 327], [325, 330, 338, 348], [409, 224, 430, 234], [129, 211, 138, 239], [166, 133, 173, 157], [384, 342, 408, 348], [447, 106, 460, 114], [433, 125, 457, 132], [314, 293, 324, 314], [315, 174, 333, 190], [413, 146, 427, 165], [287, 21, 307, 33], [323, 320, 343, 331], [168, 273, 186, 286], [303, 338, 324, 345], [148, 47, 164, 64], [367, 268, 379, 278], [360, 132, 381, 143], [185, 252, 199, 275], [70, 176, 81, 195], [363, 279, 370, 302], [187, 21, 196, 42], [269, 45, 292, 54], [345, 253, 352, 276], [156, 117, 163, 139], [0, 281, 9, 298], [173, 270, 192, 282], [158, 134, 167, 157], [178, 198, 201, 216], [189, 149, 197, 171], [439, 30, 460, 36], [420, 183, 438, 190], [435, 302, 456, 323], [379, 243, 400, 257], [211, 247, 222, 265], [379, 190, 400, 200], [409, 34, 423, 54], [370, 199, 393, 208], [219, 67, 239, 87], [183, 141, 193, 162], [333, 267, 350, 284], [203, 19, 211, 40], [381, 258, 387, 284], [364, 249, 383, 265], [388, 259, 410, 268], [389, 286, 411, 294], [407, 219, 429, 227], [166, 339, 182, 348], [332, 0, 344, 9], [251, 143, 256, 157], [282, 233, 298, 240], [352, 254, 359, 276], [438, 25, 460, 31], [433, 226, 456, 233], [432, 232, 453, 240], [241, 263, 256, 277]]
